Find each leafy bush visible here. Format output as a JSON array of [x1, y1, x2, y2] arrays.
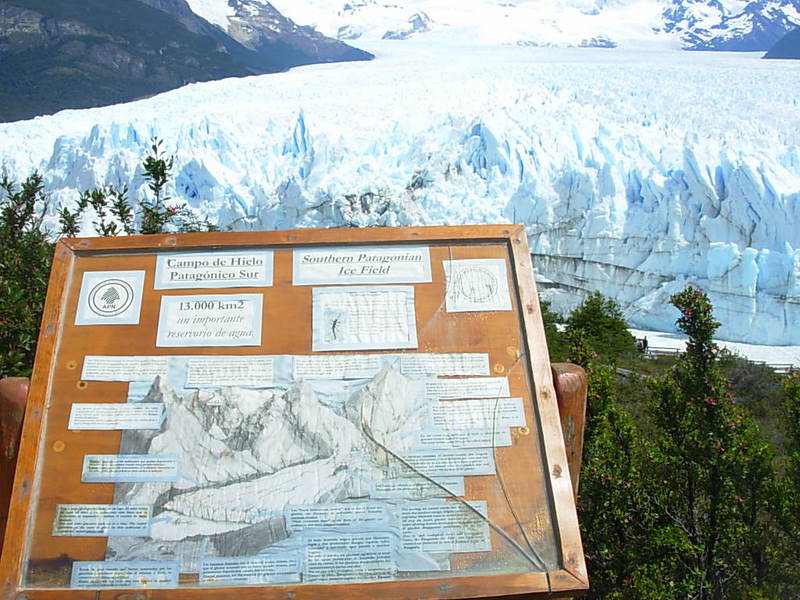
[[644, 287, 777, 598], [565, 291, 636, 363], [771, 374, 800, 590], [578, 286, 797, 599], [540, 298, 568, 362], [578, 364, 657, 599], [0, 173, 52, 378], [59, 139, 217, 236]]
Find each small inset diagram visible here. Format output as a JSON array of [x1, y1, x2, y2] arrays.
[[444, 259, 512, 313], [455, 266, 498, 303], [323, 308, 350, 344]]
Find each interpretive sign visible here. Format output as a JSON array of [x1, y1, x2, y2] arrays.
[[0, 225, 588, 599]]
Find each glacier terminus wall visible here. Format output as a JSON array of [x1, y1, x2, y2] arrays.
[[1, 43, 799, 344]]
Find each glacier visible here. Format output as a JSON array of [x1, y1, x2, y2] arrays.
[[0, 42, 799, 344]]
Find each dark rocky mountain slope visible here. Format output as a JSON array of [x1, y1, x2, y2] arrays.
[[0, 0, 372, 122], [764, 26, 800, 58], [184, 0, 374, 66]]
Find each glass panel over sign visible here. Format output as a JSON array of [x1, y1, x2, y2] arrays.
[[6, 227, 585, 599]]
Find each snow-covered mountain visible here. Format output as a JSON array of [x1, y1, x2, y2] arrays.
[[182, 0, 373, 64], [662, 0, 800, 50], [266, 0, 800, 50], [1, 42, 798, 345]]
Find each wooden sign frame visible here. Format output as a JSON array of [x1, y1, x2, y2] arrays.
[[1, 224, 587, 599]]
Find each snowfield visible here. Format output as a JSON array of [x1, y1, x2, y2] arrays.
[[1, 42, 799, 344], [267, 0, 674, 47]]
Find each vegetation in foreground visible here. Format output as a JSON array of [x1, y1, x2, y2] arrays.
[[548, 289, 800, 598]]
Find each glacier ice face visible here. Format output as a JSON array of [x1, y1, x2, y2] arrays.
[[1, 43, 799, 344]]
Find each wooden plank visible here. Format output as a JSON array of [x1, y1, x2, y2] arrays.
[[0, 377, 29, 560], [61, 225, 521, 253], [1, 240, 74, 591], [550, 364, 587, 499], [508, 231, 588, 588]]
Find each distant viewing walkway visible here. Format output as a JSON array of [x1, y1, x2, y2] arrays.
[[629, 328, 800, 372]]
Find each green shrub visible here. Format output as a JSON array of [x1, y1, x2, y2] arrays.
[[59, 139, 217, 236], [646, 286, 776, 599], [565, 291, 636, 364], [540, 298, 568, 362], [0, 173, 52, 378], [578, 363, 655, 599]]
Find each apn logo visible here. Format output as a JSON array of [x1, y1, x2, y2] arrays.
[[87, 279, 134, 317]]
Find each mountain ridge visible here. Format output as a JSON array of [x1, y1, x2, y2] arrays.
[[183, 0, 373, 66], [0, 0, 261, 122], [0, 0, 372, 122], [265, 0, 800, 51], [764, 25, 800, 57]]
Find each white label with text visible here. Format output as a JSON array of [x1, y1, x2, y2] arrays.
[[69, 403, 164, 430], [294, 246, 431, 285], [82, 455, 180, 483], [157, 294, 262, 347], [155, 250, 273, 289], [400, 353, 490, 376], [400, 501, 491, 553], [312, 286, 417, 351], [370, 476, 465, 499], [399, 448, 496, 477], [285, 503, 390, 533], [71, 561, 178, 588], [81, 356, 170, 381], [429, 397, 527, 429], [185, 356, 274, 387], [293, 354, 382, 379], [415, 428, 512, 449], [52, 504, 151, 536], [304, 533, 395, 583], [425, 377, 510, 400], [200, 555, 300, 585]]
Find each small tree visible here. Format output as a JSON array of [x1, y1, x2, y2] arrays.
[[59, 184, 134, 237], [578, 363, 661, 599], [565, 292, 635, 363], [140, 138, 176, 234], [59, 139, 216, 236], [540, 298, 568, 362], [646, 286, 775, 599], [0, 173, 52, 378], [770, 374, 800, 594]]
